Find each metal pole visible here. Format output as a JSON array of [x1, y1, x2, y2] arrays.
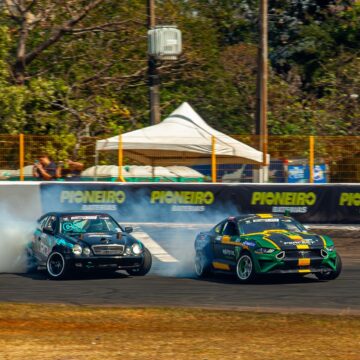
[[211, 136, 217, 183], [117, 133, 126, 182], [309, 135, 314, 183], [147, 0, 161, 125], [19, 134, 24, 181], [255, 0, 268, 181]]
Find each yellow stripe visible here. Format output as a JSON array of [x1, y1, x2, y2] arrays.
[[298, 258, 310, 266], [298, 269, 311, 273], [320, 236, 327, 248], [256, 213, 273, 218], [288, 235, 303, 241], [263, 237, 281, 250], [296, 244, 309, 250], [212, 262, 230, 271]]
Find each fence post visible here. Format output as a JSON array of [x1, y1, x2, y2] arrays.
[[117, 133, 126, 182], [19, 134, 24, 181], [211, 135, 217, 183], [309, 135, 314, 183]]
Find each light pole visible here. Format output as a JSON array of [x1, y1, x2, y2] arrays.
[[147, 0, 161, 125], [255, 0, 268, 182]]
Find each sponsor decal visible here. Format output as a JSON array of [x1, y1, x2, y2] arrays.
[[150, 190, 215, 212], [150, 191, 214, 205], [222, 249, 235, 256], [251, 192, 317, 206], [339, 192, 360, 206], [243, 241, 256, 247], [60, 191, 126, 204]]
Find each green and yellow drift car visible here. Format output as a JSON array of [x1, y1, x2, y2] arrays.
[[194, 214, 341, 283]]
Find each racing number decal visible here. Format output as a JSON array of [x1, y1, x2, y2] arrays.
[[39, 234, 50, 257]]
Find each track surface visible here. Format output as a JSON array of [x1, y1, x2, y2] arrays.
[[0, 225, 359, 313]]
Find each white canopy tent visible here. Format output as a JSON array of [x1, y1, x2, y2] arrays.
[[96, 102, 268, 167]]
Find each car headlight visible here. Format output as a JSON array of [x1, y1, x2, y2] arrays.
[[255, 247, 276, 254], [72, 244, 82, 256], [83, 247, 91, 256], [326, 245, 335, 252], [132, 243, 143, 255]]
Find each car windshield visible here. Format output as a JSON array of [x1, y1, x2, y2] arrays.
[[60, 215, 122, 234], [239, 218, 305, 234]]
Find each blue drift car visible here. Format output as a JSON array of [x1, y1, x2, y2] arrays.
[[28, 212, 152, 279]]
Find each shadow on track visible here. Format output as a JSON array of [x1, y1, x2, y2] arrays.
[[17, 270, 131, 281], [192, 273, 320, 285]]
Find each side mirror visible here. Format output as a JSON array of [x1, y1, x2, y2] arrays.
[[43, 228, 54, 235], [125, 226, 133, 234]]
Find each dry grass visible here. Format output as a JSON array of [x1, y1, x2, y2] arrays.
[[0, 303, 359, 360]]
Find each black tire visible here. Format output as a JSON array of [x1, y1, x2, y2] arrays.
[[315, 254, 342, 281], [194, 251, 212, 278], [235, 252, 257, 283], [46, 252, 68, 280], [126, 248, 152, 276]]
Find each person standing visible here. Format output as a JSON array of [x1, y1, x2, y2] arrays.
[[56, 159, 84, 181], [32, 154, 57, 181]]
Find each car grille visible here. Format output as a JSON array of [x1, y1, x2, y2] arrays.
[[285, 249, 321, 259], [92, 244, 125, 256]]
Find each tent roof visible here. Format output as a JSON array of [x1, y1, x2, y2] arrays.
[[96, 102, 267, 165]]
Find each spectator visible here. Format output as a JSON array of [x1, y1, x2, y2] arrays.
[[57, 159, 84, 181], [32, 154, 57, 181]]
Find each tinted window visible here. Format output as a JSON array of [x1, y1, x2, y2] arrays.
[[239, 218, 305, 234], [222, 222, 239, 236], [60, 215, 122, 234]]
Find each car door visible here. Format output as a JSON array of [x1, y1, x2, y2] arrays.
[[38, 215, 57, 263], [213, 220, 240, 264], [213, 220, 239, 263]]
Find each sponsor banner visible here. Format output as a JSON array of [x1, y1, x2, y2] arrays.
[[40, 183, 360, 224], [40, 183, 231, 223]]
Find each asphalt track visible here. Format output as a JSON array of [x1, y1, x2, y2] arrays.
[[0, 224, 359, 314]]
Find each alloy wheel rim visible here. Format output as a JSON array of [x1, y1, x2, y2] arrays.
[[237, 255, 252, 280], [47, 253, 64, 277]]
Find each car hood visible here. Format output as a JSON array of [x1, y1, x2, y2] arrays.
[[256, 231, 325, 250], [63, 233, 135, 247]]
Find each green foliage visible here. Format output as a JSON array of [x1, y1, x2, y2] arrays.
[[0, 0, 358, 142]]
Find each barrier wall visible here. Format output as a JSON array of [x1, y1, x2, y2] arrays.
[[0, 182, 42, 221], [39, 182, 360, 224]]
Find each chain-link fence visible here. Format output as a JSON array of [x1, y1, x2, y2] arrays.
[[0, 134, 359, 183]]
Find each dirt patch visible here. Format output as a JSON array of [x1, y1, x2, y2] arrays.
[[0, 303, 359, 360]]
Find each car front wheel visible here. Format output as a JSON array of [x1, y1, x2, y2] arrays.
[[236, 253, 257, 283], [126, 248, 152, 276], [46, 252, 68, 280], [315, 254, 342, 281]]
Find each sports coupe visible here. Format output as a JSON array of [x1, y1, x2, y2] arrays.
[[28, 212, 152, 279], [194, 214, 341, 283]]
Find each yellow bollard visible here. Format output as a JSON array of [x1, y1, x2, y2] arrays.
[[19, 134, 24, 181], [117, 133, 126, 182], [211, 135, 217, 183], [309, 135, 314, 183]]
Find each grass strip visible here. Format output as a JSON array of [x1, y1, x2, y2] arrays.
[[0, 303, 359, 360]]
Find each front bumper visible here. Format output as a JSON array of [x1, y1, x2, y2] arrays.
[[254, 248, 338, 275], [65, 255, 144, 271]]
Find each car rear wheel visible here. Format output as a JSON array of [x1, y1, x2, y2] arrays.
[[315, 254, 342, 281], [194, 251, 211, 278], [236, 253, 257, 283], [47, 252, 68, 280], [126, 248, 152, 276]]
